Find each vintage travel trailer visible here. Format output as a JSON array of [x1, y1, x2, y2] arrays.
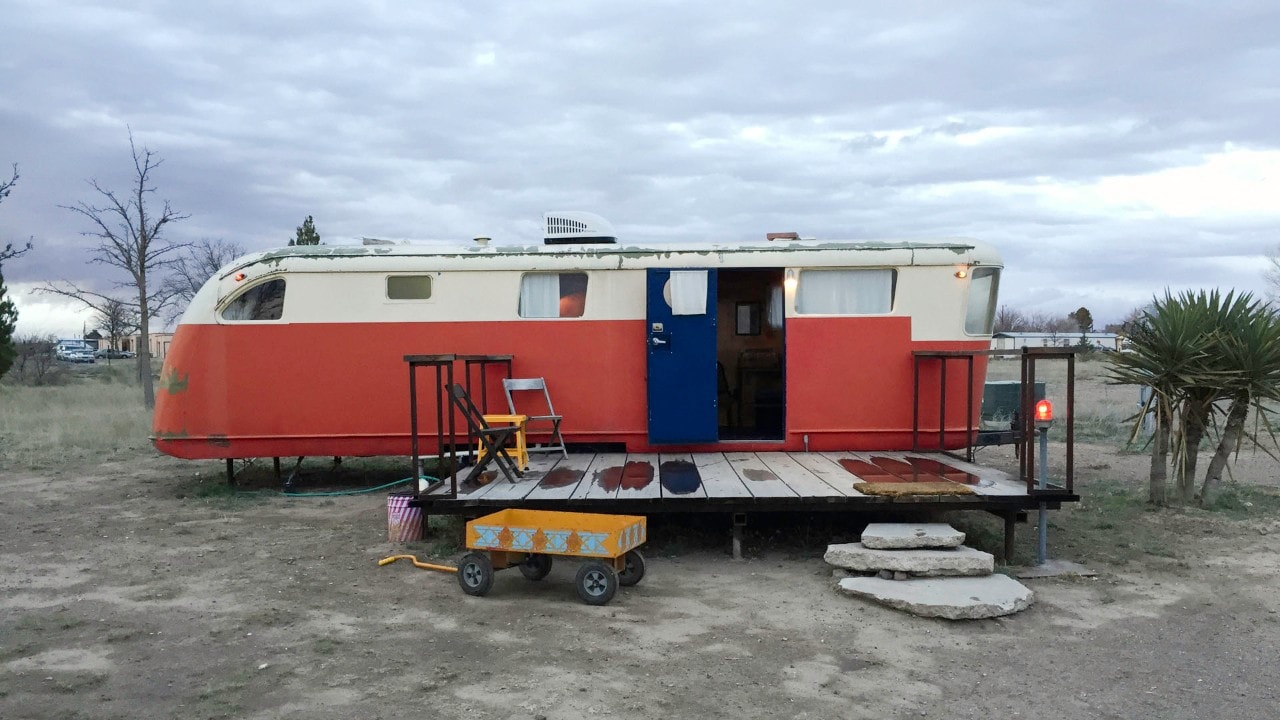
[[152, 212, 1002, 462]]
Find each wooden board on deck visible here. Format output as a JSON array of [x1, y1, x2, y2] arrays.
[[477, 453, 561, 501], [693, 453, 750, 498], [788, 452, 866, 496], [571, 452, 629, 500], [756, 453, 846, 497], [724, 452, 796, 498], [522, 452, 594, 501], [614, 453, 662, 501]]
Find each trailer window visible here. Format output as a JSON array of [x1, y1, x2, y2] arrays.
[[222, 279, 286, 321], [965, 267, 1000, 335], [519, 272, 588, 318], [386, 275, 432, 300], [796, 269, 895, 314]]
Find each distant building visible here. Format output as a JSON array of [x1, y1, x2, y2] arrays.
[[117, 332, 176, 360], [991, 331, 1125, 352]]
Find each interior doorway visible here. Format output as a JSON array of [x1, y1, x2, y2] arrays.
[[716, 268, 785, 440]]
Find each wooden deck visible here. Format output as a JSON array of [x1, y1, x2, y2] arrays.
[[414, 449, 1072, 514]]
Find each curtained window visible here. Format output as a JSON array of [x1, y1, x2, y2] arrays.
[[795, 269, 895, 315], [668, 270, 708, 315], [519, 272, 588, 318]]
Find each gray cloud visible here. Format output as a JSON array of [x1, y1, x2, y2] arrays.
[[2, 0, 1278, 330]]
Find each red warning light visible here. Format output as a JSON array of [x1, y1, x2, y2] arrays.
[[234, 272, 246, 282], [1035, 399, 1054, 423]]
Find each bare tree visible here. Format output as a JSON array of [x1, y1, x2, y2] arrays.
[[993, 305, 1029, 333], [161, 237, 245, 321], [96, 297, 140, 352], [9, 335, 65, 386], [39, 133, 188, 408]]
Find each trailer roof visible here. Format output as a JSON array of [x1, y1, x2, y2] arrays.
[[226, 237, 1000, 278]]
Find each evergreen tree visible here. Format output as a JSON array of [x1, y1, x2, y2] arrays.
[[0, 268, 17, 380], [291, 215, 321, 246]]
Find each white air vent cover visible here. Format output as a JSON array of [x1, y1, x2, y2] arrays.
[[542, 211, 617, 244]]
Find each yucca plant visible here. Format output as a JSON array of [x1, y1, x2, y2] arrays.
[[1199, 300, 1280, 504], [1108, 291, 1217, 505], [1169, 291, 1257, 502]]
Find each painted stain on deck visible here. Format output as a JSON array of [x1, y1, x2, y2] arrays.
[[539, 467, 581, 489], [905, 457, 980, 485], [837, 458, 901, 483], [743, 468, 780, 483], [621, 461, 654, 490], [594, 466, 624, 492], [459, 471, 497, 494], [658, 460, 701, 494]]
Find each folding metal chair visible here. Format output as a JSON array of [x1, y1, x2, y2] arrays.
[[503, 377, 568, 458], [448, 384, 524, 484]]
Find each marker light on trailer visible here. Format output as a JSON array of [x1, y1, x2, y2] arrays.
[[1035, 399, 1054, 427], [234, 273, 246, 281]]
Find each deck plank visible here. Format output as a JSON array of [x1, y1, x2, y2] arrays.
[[912, 452, 1026, 496], [614, 453, 663, 500], [469, 453, 560, 501], [788, 453, 866, 496], [820, 451, 877, 484], [693, 453, 751, 498], [724, 452, 796, 498], [522, 452, 594, 501], [571, 452, 628, 500], [756, 452, 845, 497]]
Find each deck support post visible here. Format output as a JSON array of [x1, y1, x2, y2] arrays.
[[1003, 511, 1017, 563], [731, 513, 747, 561], [273, 457, 281, 479], [225, 458, 235, 486]]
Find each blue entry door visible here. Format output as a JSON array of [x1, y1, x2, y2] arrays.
[[646, 268, 718, 444]]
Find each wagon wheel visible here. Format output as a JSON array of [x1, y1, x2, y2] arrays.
[[618, 550, 646, 587], [456, 552, 494, 597], [574, 560, 618, 606], [518, 553, 553, 581]]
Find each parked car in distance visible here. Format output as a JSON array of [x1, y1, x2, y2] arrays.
[[58, 347, 96, 363], [94, 348, 135, 359]]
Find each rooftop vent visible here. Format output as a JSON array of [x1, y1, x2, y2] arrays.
[[543, 211, 617, 245]]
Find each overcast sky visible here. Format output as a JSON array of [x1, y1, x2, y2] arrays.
[[2, 1, 1278, 336]]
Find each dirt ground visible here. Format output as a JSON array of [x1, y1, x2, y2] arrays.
[[4, 364, 1280, 719]]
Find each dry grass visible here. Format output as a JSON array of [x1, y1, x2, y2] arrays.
[[986, 355, 1139, 443], [0, 380, 152, 468]]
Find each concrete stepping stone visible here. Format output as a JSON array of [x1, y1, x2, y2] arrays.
[[838, 575, 1034, 619], [861, 522, 965, 549], [824, 543, 993, 577]]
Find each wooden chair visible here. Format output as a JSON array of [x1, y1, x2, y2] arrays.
[[503, 377, 568, 458], [448, 384, 524, 484]]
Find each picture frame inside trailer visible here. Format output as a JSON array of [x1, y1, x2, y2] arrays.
[[735, 301, 762, 335]]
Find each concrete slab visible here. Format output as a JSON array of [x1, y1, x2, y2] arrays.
[[1011, 559, 1097, 579], [824, 543, 994, 577], [838, 575, 1034, 620], [861, 522, 965, 550]]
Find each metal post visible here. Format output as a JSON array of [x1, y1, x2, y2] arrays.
[[1037, 426, 1049, 566]]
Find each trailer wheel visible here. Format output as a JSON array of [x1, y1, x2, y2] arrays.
[[574, 561, 618, 606], [518, 553, 553, 581], [618, 550, 646, 587], [457, 552, 494, 597]]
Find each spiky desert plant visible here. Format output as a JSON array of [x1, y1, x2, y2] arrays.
[[1199, 300, 1280, 504]]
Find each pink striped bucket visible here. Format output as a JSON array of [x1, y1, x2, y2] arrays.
[[386, 493, 423, 542]]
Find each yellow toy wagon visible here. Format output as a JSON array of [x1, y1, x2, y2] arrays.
[[458, 509, 647, 605]]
